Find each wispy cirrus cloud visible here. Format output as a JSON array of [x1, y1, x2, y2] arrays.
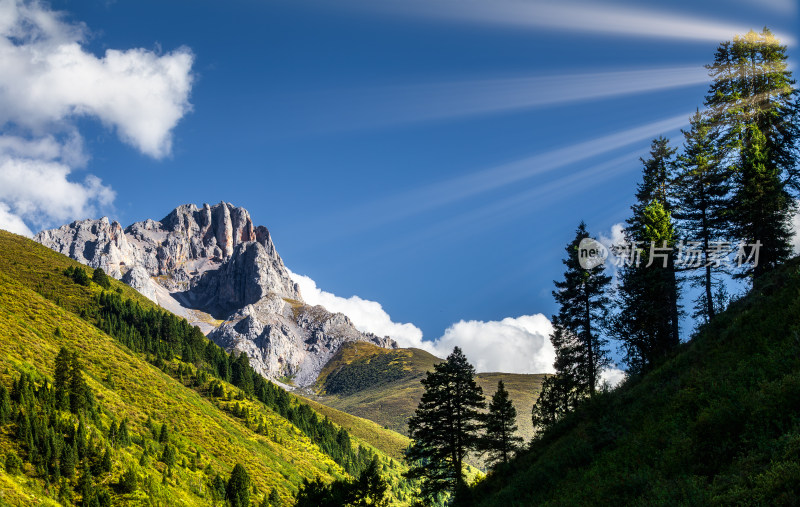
[[295, 66, 710, 133], [341, 0, 795, 45], [313, 112, 690, 243]]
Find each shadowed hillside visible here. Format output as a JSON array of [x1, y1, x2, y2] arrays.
[[470, 258, 800, 506]]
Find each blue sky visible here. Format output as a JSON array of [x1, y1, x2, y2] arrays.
[[0, 0, 797, 373]]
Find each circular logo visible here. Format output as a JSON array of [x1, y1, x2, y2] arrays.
[[577, 237, 608, 269]]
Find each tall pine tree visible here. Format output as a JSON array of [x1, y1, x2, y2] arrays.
[[552, 222, 611, 396], [532, 223, 611, 433], [612, 138, 682, 373], [705, 28, 799, 279], [405, 347, 485, 501], [672, 110, 731, 322], [480, 380, 522, 468]]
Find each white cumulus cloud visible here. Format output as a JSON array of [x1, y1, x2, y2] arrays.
[[0, 201, 33, 236], [289, 270, 558, 374], [289, 269, 427, 348], [791, 201, 800, 255], [0, 0, 194, 235], [435, 315, 555, 374]]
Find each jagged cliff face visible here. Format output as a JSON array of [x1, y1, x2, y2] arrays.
[[35, 202, 396, 385]]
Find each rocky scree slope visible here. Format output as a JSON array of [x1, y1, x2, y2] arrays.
[[35, 202, 396, 384]]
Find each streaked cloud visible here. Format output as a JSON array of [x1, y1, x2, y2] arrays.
[[344, 0, 795, 45], [318, 112, 690, 242], [300, 66, 710, 131]]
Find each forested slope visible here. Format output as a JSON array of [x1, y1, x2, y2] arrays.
[[470, 258, 800, 506]]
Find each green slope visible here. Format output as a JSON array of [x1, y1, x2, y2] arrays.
[[0, 230, 415, 505], [308, 342, 546, 442], [471, 258, 800, 506]]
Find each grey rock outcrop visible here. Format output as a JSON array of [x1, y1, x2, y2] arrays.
[[121, 265, 158, 304], [210, 296, 396, 384], [35, 202, 397, 385]]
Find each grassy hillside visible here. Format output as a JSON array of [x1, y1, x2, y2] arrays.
[[299, 397, 411, 462], [0, 230, 416, 505], [470, 258, 800, 506], [309, 342, 546, 442]]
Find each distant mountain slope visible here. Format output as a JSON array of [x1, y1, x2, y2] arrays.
[[471, 258, 800, 506], [0, 230, 414, 506], [307, 342, 546, 442], [34, 203, 396, 384]]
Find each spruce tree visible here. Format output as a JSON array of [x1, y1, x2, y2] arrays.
[[77, 461, 94, 507], [705, 28, 799, 279], [480, 381, 522, 467], [672, 110, 731, 322], [612, 138, 682, 373], [68, 354, 90, 414], [118, 418, 131, 447], [0, 383, 10, 424], [553, 222, 611, 396], [532, 223, 611, 434], [92, 267, 111, 289], [226, 463, 251, 507], [119, 468, 138, 493], [61, 441, 77, 478], [159, 423, 170, 444], [267, 487, 281, 506], [54, 347, 71, 411], [405, 347, 485, 500], [531, 318, 584, 432]]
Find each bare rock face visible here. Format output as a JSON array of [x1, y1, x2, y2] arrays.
[[210, 296, 396, 384], [121, 265, 159, 304], [35, 202, 397, 386], [36, 217, 135, 279]]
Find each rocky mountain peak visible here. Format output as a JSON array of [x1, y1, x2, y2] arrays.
[[35, 202, 397, 385]]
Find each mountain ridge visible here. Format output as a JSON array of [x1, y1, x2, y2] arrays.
[[34, 202, 397, 384]]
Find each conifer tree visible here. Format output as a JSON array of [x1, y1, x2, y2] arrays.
[[101, 448, 112, 474], [119, 468, 138, 493], [71, 267, 91, 286], [267, 488, 281, 506], [118, 418, 131, 447], [705, 28, 799, 279], [532, 320, 585, 432], [54, 347, 71, 411], [480, 381, 522, 467], [226, 463, 251, 507], [553, 222, 611, 396], [68, 354, 90, 414], [61, 441, 77, 478], [612, 138, 682, 373], [77, 461, 94, 507], [159, 423, 170, 444], [161, 444, 177, 468], [405, 347, 485, 500], [672, 110, 731, 322], [75, 418, 87, 458], [532, 223, 611, 434], [92, 267, 111, 289], [0, 384, 10, 424]]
